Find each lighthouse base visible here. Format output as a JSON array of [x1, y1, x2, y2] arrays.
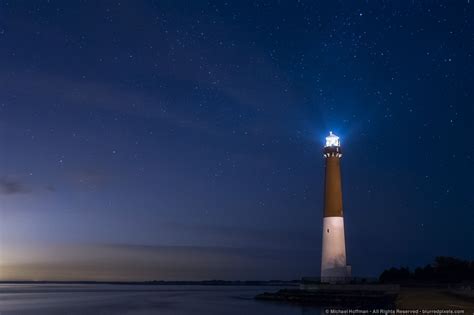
[[321, 217, 351, 283], [320, 266, 352, 283]]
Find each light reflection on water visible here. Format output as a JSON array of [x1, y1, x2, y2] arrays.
[[0, 284, 323, 315]]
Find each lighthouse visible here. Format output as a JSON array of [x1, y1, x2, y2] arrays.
[[321, 132, 351, 282]]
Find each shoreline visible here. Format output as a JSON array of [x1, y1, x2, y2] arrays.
[[254, 285, 474, 311], [396, 287, 474, 311]]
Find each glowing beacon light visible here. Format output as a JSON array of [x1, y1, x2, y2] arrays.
[[325, 131, 340, 148]]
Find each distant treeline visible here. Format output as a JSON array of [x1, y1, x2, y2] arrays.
[[380, 256, 474, 283]]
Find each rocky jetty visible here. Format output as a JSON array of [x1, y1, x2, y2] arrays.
[[255, 284, 399, 308]]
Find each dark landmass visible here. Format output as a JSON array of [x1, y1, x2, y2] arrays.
[[255, 256, 474, 309]]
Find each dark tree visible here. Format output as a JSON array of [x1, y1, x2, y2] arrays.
[[380, 267, 412, 283], [380, 257, 474, 283]]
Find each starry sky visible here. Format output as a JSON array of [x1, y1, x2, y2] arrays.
[[0, 1, 473, 281]]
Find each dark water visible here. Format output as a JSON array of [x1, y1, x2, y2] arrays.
[[0, 284, 322, 314]]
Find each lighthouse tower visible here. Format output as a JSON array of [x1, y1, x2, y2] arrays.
[[321, 132, 351, 282]]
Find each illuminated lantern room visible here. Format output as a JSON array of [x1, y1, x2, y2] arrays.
[[325, 131, 340, 148]]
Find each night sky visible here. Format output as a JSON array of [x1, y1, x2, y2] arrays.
[[0, 1, 473, 281]]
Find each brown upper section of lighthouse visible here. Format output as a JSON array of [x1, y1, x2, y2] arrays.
[[323, 146, 343, 217]]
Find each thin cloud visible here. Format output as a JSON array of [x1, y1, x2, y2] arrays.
[[0, 177, 31, 195], [0, 71, 215, 134]]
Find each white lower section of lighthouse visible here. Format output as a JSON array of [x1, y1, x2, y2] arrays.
[[321, 217, 351, 281]]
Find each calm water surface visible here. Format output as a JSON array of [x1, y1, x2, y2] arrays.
[[0, 284, 322, 314]]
